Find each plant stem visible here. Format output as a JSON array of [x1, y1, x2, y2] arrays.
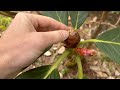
[[43, 49, 70, 79], [79, 39, 120, 46], [75, 54, 83, 79]]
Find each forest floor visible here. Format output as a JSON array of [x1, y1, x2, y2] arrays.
[[0, 11, 120, 79]]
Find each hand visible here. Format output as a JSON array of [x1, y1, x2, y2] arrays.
[[0, 13, 69, 79]]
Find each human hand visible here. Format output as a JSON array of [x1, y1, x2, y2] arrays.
[[0, 13, 69, 79]]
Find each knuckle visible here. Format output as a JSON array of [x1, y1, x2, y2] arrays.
[[15, 12, 27, 19]]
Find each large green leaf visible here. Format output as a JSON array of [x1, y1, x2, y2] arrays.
[[41, 11, 68, 25], [96, 28, 120, 64], [16, 65, 60, 79], [68, 11, 89, 30]]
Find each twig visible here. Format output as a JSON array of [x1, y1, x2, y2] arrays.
[[91, 11, 108, 39], [115, 15, 120, 26], [87, 11, 108, 49], [0, 11, 17, 18], [95, 22, 117, 28], [36, 11, 42, 15]]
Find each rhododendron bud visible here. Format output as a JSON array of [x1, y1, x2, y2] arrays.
[[75, 48, 96, 57], [64, 30, 80, 48]]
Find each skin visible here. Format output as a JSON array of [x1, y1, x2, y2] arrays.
[[0, 13, 69, 79]]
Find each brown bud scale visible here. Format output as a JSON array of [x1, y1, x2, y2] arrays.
[[64, 29, 80, 48]]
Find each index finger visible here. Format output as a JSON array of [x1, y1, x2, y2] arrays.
[[25, 13, 69, 32]]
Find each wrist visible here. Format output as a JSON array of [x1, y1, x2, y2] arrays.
[[0, 39, 18, 79]]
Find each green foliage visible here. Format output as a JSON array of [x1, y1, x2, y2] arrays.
[[96, 28, 120, 64], [68, 11, 89, 30], [16, 65, 60, 79], [41, 11, 68, 25], [41, 11, 88, 29], [0, 15, 12, 31]]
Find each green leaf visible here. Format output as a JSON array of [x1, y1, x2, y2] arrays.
[[16, 65, 60, 79], [69, 11, 89, 30], [41, 11, 68, 25], [96, 28, 120, 64]]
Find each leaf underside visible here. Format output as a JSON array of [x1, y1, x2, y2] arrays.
[[41, 11, 68, 25], [96, 28, 120, 64], [41, 11, 89, 29], [16, 65, 60, 79], [68, 11, 89, 29]]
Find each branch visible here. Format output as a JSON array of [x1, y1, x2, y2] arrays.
[[96, 22, 117, 28], [114, 15, 120, 26], [0, 11, 17, 18], [91, 11, 108, 39]]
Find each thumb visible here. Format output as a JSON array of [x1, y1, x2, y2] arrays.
[[32, 30, 69, 48]]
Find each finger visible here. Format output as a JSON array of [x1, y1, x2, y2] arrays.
[[25, 13, 69, 32], [31, 30, 69, 49]]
